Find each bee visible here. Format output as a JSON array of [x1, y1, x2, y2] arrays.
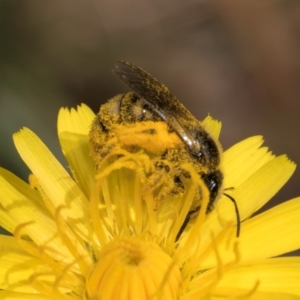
[[89, 61, 240, 239]]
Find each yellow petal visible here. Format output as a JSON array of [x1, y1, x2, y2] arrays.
[[201, 154, 296, 244], [206, 291, 300, 300], [233, 154, 296, 218], [0, 291, 52, 299], [201, 115, 222, 141], [223, 136, 273, 188], [13, 128, 91, 241], [0, 167, 52, 231], [57, 104, 95, 197], [0, 242, 52, 292], [0, 234, 29, 255], [0, 170, 73, 260], [214, 257, 300, 297], [0, 205, 16, 234], [201, 198, 300, 267], [0, 234, 83, 296], [238, 197, 300, 260], [57, 103, 95, 136]]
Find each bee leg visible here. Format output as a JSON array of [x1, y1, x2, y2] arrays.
[[141, 161, 171, 194]]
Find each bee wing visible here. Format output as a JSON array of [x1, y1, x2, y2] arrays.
[[113, 61, 201, 154]]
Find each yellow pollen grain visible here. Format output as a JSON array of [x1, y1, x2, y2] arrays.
[[116, 121, 181, 154]]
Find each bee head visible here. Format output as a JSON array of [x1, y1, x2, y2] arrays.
[[201, 170, 223, 213]]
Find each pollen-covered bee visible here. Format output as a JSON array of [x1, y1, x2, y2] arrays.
[[89, 61, 240, 239]]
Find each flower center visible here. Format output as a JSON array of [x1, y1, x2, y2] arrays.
[[86, 236, 181, 300]]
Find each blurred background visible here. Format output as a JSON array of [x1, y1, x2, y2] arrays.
[[0, 0, 299, 249]]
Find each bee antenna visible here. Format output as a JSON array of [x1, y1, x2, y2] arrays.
[[223, 193, 241, 237]]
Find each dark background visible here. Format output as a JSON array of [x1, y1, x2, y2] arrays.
[[1, 1, 299, 245]]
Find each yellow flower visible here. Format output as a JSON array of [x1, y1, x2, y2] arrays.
[[0, 104, 299, 300]]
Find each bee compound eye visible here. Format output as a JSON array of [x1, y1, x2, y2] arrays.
[[201, 171, 222, 201], [207, 178, 218, 194]]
